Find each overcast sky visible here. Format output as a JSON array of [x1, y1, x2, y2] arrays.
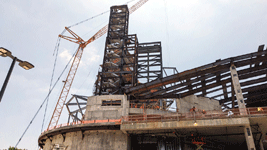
[[1, 0, 267, 149]]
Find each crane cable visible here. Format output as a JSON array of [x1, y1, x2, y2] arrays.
[[67, 11, 109, 29], [41, 29, 66, 133], [16, 0, 142, 148], [67, 0, 137, 29], [15, 48, 78, 148]]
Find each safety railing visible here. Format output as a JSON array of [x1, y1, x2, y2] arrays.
[[43, 107, 267, 133], [43, 119, 121, 134], [121, 106, 267, 124]]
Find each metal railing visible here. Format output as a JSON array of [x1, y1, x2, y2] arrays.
[[121, 107, 267, 124], [43, 106, 267, 133]]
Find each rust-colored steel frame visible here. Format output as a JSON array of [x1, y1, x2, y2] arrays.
[[137, 42, 163, 84], [93, 1, 150, 96], [65, 94, 88, 123], [99, 5, 129, 95], [95, 5, 140, 95], [126, 45, 267, 108]]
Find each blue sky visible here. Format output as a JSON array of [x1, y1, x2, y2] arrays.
[[1, 0, 267, 149]]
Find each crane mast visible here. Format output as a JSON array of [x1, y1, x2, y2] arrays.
[[47, 0, 149, 129]]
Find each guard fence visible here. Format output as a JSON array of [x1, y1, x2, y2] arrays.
[[43, 106, 267, 133]]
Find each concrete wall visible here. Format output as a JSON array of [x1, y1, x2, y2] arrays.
[[85, 95, 129, 120], [42, 130, 128, 150], [129, 108, 173, 115], [176, 95, 221, 113]]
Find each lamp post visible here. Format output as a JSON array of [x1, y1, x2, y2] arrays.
[[0, 47, 34, 103]]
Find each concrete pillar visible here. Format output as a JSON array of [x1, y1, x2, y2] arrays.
[[122, 94, 129, 116], [178, 137, 182, 150], [259, 139, 264, 150], [160, 99, 163, 110], [230, 64, 247, 115], [158, 138, 166, 150], [244, 126, 256, 150], [127, 135, 131, 150], [176, 98, 180, 112]]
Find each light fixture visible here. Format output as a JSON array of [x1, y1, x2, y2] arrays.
[[0, 47, 12, 57], [19, 61, 34, 70], [194, 121, 197, 126]]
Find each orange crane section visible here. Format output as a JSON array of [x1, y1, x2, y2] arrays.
[[47, 0, 149, 129]]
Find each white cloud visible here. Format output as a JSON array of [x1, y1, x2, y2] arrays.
[[58, 46, 101, 70], [59, 48, 73, 62], [82, 45, 101, 65]]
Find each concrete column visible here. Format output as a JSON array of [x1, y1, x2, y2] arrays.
[[230, 64, 247, 115], [160, 99, 163, 110], [244, 126, 256, 150], [127, 135, 131, 150], [176, 99, 180, 112], [259, 139, 264, 150], [122, 94, 129, 116]]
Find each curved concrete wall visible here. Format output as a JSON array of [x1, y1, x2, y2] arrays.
[[42, 130, 128, 150]]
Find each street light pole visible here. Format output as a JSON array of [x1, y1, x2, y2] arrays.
[[0, 57, 17, 102], [0, 47, 34, 103]]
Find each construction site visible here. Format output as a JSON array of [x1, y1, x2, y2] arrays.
[[37, 1, 267, 150]]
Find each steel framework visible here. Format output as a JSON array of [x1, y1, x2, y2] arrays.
[[92, 6, 166, 109], [66, 94, 88, 122], [125, 45, 267, 109], [94, 5, 135, 95], [137, 42, 163, 84]]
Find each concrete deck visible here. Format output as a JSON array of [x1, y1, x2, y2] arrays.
[[121, 117, 250, 131]]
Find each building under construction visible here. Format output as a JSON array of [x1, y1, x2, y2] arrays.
[[38, 3, 267, 150]]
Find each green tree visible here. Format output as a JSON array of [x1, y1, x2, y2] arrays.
[[8, 146, 26, 150]]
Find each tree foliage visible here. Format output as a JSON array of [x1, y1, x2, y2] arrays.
[[8, 146, 27, 150]]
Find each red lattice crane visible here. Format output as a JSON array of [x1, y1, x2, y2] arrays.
[[47, 0, 149, 129]]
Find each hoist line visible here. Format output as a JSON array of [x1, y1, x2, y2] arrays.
[[67, 0, 137, 29], [53, 29, 66, 56], [41, 29, 66, 132], [68, 11, 109, 29], [74, 71, 91, 94], [15, 48, 78, 148], [41, 35, 61, 132], [125, 0, 136, 4]]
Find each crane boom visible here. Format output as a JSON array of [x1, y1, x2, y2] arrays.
[[129, 0, 148, 14], [47, 0, 149, 129]]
